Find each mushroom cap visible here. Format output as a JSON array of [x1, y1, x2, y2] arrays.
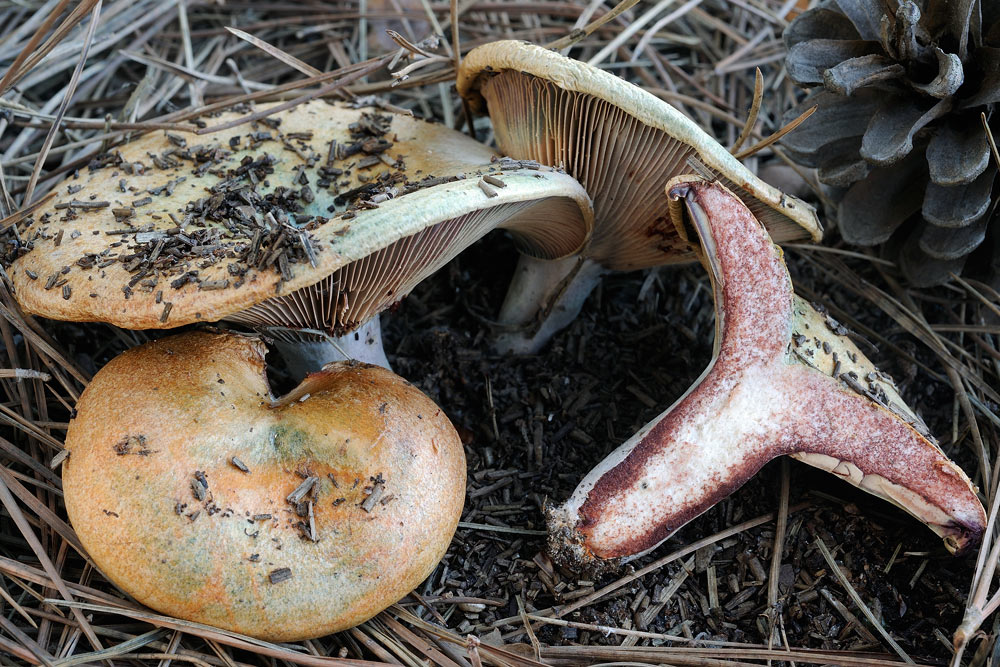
[[62, 331, 466, 640], [227, 162, 593, 334], [457, 40, 823, 271], [9, 101, 591, 330]]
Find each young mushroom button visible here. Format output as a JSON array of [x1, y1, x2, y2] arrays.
[[62, 331, 467, 640], [456, 40, 823, 354], [8, 100, 593, 374], [546, 177, 986, 573]]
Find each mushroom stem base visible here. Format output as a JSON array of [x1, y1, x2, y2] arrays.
[[274, 317, 391, 378], [494, 255, 606, 355], [545, 502, 623, 576]]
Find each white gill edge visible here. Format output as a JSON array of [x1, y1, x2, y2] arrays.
[[321, 168, 593, 267]]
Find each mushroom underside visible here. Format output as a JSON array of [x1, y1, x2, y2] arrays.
[[480, 70, 811, 271], [227, 195, 586, 335]]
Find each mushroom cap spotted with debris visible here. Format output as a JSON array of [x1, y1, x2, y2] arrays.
[[457, 40, 822, 271], [547, 177, 985, 572], [63, 331, 466, 640], [7, 100, 592, 332]]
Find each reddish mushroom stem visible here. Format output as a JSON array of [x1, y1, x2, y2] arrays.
[[547, 179, 986, 571]]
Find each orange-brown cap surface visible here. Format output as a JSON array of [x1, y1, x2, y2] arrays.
[[63, 331, 466, 640]]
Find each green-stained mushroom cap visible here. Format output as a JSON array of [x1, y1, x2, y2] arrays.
[[8, 100, 593, 369]]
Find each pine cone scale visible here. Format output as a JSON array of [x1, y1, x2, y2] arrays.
[[859, 97, 950, 167], [784, 8, 864, 44], [920, 218, 990, 260], [838, 152, 927, 246], [910, 48, 963, 98], [926, 123, 991, 186], [783, 91, 878, 156], [922, 170, 996, 228], [823, 54, 904, 95], [833, 0, 882, 40], [787, 40, 885, 85], [900, 237, 966, 287], [959, 47, 1000, 109]]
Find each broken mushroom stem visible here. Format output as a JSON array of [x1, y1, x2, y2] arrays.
[[547, 177, 986, 573]]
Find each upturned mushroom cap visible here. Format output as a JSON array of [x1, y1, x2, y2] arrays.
[[63, 331, 466, 640], [226, 159, 592, 335], [547, 177, 985, 572], [8, 101, 592, 331], [457, 40, 822, 271]]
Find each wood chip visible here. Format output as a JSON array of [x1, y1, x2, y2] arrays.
[[286, 476, 318, 504], [361, 478, 385, 512], [54, 200, 109, 210], [481, 174, 506, 188], [269, 567, 292, 584], [478, 179, 499, 198]]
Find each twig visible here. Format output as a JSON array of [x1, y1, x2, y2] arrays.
[[730, 67, 763, 154], [814, 536, 914, 664]]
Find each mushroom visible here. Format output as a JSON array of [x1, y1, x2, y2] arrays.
[[547, 176, 986, 572], [456, 40, 823, 354], [7, 100, 592, 373], [63, 330, 466, 640]]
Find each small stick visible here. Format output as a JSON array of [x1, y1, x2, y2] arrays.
[[814, 536, 914, 664]]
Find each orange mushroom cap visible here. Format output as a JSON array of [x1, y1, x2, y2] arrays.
[[63, 331, 466, 640]]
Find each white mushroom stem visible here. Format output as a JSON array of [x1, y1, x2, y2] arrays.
[[547, 178, 986, 572], [271, 318, 391, 379], [494, 256, 606, 355]]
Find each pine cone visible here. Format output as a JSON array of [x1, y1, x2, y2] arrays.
[[783, 0, 999, 286]]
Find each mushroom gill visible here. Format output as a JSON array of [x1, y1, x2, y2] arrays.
[[480, 69, 814, 271], [227, 164, 593, 372], [457, 40, 821, 354], [229, 193, 587, 335], [6, 98, 593, 373]]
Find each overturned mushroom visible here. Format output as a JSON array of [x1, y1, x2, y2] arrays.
[[63, 330, 466, 640], [457, 40, 822, 353], [8, 100, 592, 372], [547, 177, 985, 572]]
